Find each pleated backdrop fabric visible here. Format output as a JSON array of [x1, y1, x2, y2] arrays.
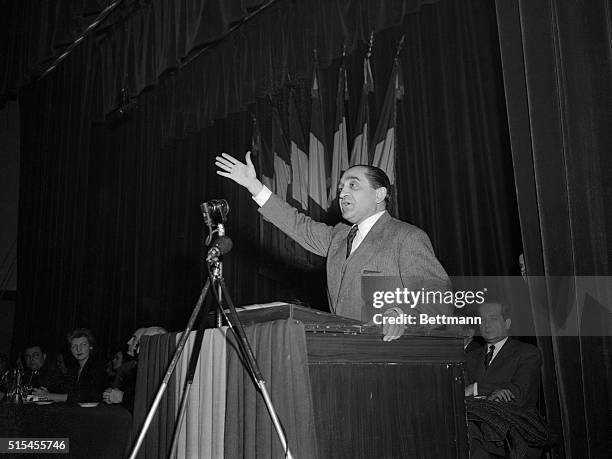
[[132, 319, 316, 458], [224, 319, 318, 458], [173, 328, 228, 459], [133, 332, 178, 458]]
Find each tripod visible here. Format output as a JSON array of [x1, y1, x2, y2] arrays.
[[128, 247, 293, 459]]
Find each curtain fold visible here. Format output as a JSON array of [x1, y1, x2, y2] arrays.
[[494, 0, 612, 457], [173, 328, 228, 459], [132, 332, 178, 458], [224, 319, 318, 458], [97, 0, 440, 118]]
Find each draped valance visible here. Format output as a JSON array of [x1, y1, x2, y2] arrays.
[[2, 0, 439, 117]]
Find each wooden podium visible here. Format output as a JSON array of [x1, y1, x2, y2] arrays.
[[134, 303, 468, 458], [234, 303, 469, 459]]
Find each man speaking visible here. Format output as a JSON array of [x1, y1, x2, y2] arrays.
[[216, 151, 450, 341]]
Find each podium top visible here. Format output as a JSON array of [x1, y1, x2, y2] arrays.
[[230, 302, 465, 339]]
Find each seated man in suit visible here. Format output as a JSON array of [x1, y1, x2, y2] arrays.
[[216, 152, 451, 341], [22, 344, 66, 393], [465, 302, 551, 458], [103, 326, 167, 410], [465, 302, 541, 405]]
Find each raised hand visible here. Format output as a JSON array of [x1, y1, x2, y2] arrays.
[[215, 151, 263, 196]]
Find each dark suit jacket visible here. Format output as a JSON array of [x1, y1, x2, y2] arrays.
[[23, 362, 66, 393], [111, 360, 137, 412], [466, 338, 542, 408], [66, 358, 107, 403], [259, 194, 450, 321]]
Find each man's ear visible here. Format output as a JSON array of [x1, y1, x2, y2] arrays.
[[375, 187, 388, 204], [505, 318, 511, 330]]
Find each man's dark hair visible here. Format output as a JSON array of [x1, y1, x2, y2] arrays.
[[24, 343, 46, 355], [352, 165, 392, 209], [111, 345, 133, 364], [66, 328, 96, 349], [479, 301, 513, 321]]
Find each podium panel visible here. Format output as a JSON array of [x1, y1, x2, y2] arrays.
[[306, 332, 468, 459]]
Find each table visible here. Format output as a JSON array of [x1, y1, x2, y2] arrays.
[[0, 401, 132, 458]]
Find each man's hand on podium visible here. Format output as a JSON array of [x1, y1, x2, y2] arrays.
[[382, 308, 405, 342]]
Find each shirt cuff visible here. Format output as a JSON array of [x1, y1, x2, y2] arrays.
[[473, 382, 478, 396], [252, 185, 272, 206]]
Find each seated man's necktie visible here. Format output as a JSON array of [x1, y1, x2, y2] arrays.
[[484, 345, 495, 368], [346, 225, 359, 259]]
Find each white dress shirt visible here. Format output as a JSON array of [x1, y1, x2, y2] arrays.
[[348, 211, 386, 255]]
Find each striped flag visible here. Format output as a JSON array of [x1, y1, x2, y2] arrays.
[[349, 54, 373, 166], [288, 91, 309, 211], [328, 62, 349, 208], [271, 108, 291, 200], [308, 63, 328, 220], [370, 60, 404, 185], [252, 115, 274, 192]]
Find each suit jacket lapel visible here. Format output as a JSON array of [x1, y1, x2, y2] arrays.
[[328, 226, 349, 310], [346, 212, 391, 263], [486, 338, 513, 372], [334, 213, 391, 307], [473, 346, 488, 380]]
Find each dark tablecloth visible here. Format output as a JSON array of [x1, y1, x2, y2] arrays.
[[0, 402, 132, 458]]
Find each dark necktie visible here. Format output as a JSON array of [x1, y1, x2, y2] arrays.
[[484, 345, 495, 368], [346, 225, 359, 259]]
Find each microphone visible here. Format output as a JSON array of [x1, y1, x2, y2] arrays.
[[206, 236, 233, 262], [200, 199, 229, 226]]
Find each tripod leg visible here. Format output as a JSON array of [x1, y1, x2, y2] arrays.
[[128, 278, 212, 459]]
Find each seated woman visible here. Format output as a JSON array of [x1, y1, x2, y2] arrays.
[[103, 347, 137, 412], [33, 328, 107, 403]]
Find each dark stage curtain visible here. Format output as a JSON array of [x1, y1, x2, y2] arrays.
[[98, 0, 440, 118], [0, 0, 266, 105], [15, 0, 520, 379], [392, 1, 520, 275], [0, 0, 106, 104], [16, 39, 103, 350], [132, 332, 178, 458], [495, 0, 612, 457]]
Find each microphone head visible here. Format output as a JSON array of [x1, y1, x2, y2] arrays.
[[212, 236, 233, 256], [200, 199, 229, 226]]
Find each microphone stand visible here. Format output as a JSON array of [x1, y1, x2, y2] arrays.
[[129, 224, 293, 459]]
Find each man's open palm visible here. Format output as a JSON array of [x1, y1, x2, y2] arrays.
[[216, 152, 257, 188]]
